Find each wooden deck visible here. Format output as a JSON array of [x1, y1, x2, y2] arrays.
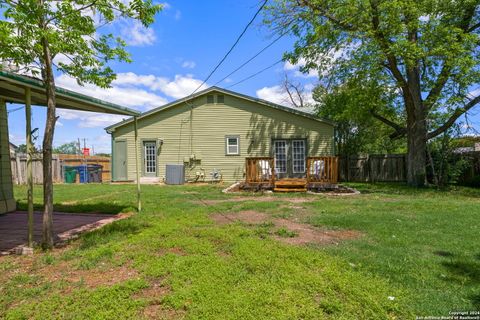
[[245, 156, 339, 192]]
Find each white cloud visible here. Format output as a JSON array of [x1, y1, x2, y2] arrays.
[[112, 72, 207, 99], [157, 75, 207, 99], [120, 20, 156, 46], [57, 109, 127, 128], [91, 134, 114, 153], [9, 133, 25, 145], [56, 74, 167, 110], [284, 58, 318, 78], [181, 60, 196, 69], [161, 2, 171, 10], [54, 71, 208, 127], [256, 85, 315, 112], [174, 10, 181, 20]]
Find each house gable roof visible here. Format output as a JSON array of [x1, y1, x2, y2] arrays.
[[105, 86, 334, 132]]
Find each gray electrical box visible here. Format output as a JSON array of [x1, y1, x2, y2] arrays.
[[165, 164, 185, 185]]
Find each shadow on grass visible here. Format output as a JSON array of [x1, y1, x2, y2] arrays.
[[438, 252, 480, 308], [434, 250, 455, 258], [79, 217, 151, 250], [442, 259, 480, 284], [472, 293, 480, 309], [16, 201, 134, 215], [345, 182, 480, 195]]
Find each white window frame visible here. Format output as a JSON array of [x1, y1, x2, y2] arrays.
[[225, 136, 240, 155], [274, 140, 288, 174], [143, 141, 157, 175], [292, 139, 306, 173]]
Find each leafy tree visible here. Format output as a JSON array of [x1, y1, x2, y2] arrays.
[[95, 152, 111, 157], [265, 0, 480, 186], [53, 142, 78, 155], [313, 78, 405, 155], [0, 0, 161, 248], [16, 143, 40, 154]]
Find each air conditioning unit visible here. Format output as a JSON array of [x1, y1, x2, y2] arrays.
[[165, 164, 185, 185]]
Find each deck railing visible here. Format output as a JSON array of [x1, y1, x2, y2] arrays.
[[245, 157, 275, 185], [306, 156, 339, 184], [245, 156, 339, 185]]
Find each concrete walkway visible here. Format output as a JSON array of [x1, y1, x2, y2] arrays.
[[0, 211, 114, 253]]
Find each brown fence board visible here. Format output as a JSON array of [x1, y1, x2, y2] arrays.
[[339, 154, 407, 182], [11, 154, 111, 184]]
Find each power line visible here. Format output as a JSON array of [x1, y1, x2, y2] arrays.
[[190, 0, 268, 95], [7, 106, 25, 114], [213, 32, 286, 86], [226, 59, 283, 89]]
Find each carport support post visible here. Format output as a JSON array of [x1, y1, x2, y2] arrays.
[[134, 116, 141, 212], [25, 87, 34, 247]]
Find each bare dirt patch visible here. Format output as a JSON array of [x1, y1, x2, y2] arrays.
[[142, 304, 186, 320], [211, 210, 271, 225], [136, 280, 186, 320], [211, 210, 362, 246], [42, 261, 140, 289], [158, 247, 186, 256], [274, 219, 362, 245], [197, 196, 315, 206]]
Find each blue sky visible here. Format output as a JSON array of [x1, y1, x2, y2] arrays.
[[6, 0, 480, 153], [7, 0, 314, 153]]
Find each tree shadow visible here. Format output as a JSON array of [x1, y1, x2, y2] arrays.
[[441, 259, 480, 284], [17, 201, 133, 215], [438, 251, 480, 308], [79, 217, 151, 249], [433, 250, 454, 258]]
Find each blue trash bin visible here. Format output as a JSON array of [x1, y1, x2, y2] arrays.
[[76, 165, 88, 183]]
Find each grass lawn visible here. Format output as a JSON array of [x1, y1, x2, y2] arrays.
[[1, 183, 479, 319]]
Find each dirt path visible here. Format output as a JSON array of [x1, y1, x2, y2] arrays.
[[211, 210, 362, 246]]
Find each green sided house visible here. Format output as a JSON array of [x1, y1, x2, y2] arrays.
[[105, 87, 337, 187]]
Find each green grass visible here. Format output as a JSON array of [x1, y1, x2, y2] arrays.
[[1, 183, 479, 319]]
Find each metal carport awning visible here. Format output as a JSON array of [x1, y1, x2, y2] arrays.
[[0, 71, 143, 246], [0, 71, 140, 116]]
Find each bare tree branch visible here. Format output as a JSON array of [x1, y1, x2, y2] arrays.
[[427, 95, 480, 139], [369, 109, 406, 139]]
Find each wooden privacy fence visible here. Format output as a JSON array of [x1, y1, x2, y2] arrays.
[[339, 154, 407, 182], [11, 154, 111, 184], [58, 154, 111, 182], [11, 154, 62, 184], [306, 156, 339, 184]]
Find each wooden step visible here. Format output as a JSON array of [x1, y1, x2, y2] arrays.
[[274, 188, 307, 192]]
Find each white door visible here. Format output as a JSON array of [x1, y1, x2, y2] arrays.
[[143, 141, 157, 176]]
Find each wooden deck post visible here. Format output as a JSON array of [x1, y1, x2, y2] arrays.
[[25, 87, 34, 247], [134, 116, 141, 212]]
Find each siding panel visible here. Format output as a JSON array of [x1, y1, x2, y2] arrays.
[[112, 93, 334, 182]]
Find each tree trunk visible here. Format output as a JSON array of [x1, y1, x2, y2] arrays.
[[405, 93, 427, 187], [40, 29, 57, 250], [405, 55, 427, 187]]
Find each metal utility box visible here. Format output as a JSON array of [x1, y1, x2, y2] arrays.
[[165, 164, 185, 185]]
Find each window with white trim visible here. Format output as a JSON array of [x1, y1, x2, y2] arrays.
[[292, 140, 306, 173], [225, 136, 240, 155], [207, 95, 214, 104]]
